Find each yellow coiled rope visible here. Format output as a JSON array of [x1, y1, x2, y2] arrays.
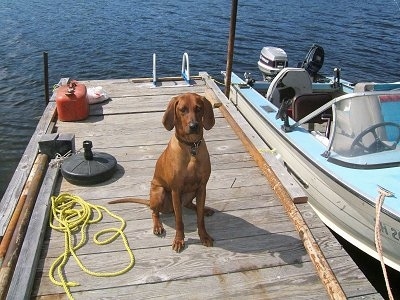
[[49, 193, 135, 300]]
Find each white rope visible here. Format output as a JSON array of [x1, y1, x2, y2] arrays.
[[374, 185, 394, 300], [49, 150, 72, 168]]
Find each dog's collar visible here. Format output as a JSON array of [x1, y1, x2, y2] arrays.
[[175, 134, 202, 156]]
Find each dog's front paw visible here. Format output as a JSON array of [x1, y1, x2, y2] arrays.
[[153, 227, 165, 236], [153, 223, 165, 236], [152, 212, 165, 236], [172, 237, 185, 252], [199, 231, 214, 247]]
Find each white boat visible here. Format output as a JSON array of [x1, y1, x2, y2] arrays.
[[226, 59, 400, 272]]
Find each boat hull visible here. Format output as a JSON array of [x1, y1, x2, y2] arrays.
[[228, 74, 400, 272]]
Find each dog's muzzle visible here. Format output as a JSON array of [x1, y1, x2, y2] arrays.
[[189, 122, 199, 133]]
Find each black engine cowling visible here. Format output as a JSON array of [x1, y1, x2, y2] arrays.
[[298, 44, 324, 77]]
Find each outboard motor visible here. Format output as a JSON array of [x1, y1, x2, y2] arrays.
[[298, 44, 324, 78], [258, 47, 288, 81]]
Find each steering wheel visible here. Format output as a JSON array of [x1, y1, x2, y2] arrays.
[[350, 122, 400, 155]]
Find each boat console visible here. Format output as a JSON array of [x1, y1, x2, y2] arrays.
[[265, 68, 312, 107]]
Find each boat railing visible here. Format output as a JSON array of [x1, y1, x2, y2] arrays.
[[291, 93, 332, 124], [289, 96, 339, 130], [290, 90, 400, 129]]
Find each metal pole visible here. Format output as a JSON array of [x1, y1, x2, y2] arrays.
[[43, 52, 49, 105], [224, 0, 238, 99]]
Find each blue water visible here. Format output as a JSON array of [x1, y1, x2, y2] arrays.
[[0, 0, 399, 296]]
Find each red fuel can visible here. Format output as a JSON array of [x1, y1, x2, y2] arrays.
[[56, 81, 89, 121]]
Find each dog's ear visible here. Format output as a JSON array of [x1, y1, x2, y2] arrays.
[[162, 96, 178, 130], [202, 97, 215, 130]]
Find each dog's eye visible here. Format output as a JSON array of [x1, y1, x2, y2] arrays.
[[195, 106, 202, 113], [179, 107, 188, 114]]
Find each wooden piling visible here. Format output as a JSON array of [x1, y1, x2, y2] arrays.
[[0, 154, 48, 299]]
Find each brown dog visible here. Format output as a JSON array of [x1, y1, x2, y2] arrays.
[[110, 93, 215, 252]]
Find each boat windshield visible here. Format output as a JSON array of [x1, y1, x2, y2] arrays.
[[328, 93, 400, 167]]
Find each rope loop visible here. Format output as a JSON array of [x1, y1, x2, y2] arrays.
[[49, 193, 135, 299]]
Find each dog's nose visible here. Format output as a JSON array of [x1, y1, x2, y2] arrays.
[[189, 122, 199, 133]]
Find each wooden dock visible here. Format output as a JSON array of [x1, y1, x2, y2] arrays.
[[0, 73, 382, 299]]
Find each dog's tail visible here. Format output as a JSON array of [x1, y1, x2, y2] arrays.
[[108, 197, 150, 206]]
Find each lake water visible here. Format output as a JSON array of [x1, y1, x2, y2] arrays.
[[0, 0, 399, 297]]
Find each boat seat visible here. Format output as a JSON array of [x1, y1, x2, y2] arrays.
[[266, 68, 312, 107], [354, 82, 375, 92], [292, 93, 332, 123]]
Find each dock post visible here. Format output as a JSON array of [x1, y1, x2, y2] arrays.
[[224, 0, 238, 99], [43, 52, 50, 105]]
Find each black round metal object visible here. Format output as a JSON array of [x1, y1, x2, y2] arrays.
[[61, 140, 117, 185]]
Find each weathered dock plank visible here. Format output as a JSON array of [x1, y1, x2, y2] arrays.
[[0, 74, 382, 299], [7, 165, 59, 300], [34, 76, 332, 299]]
